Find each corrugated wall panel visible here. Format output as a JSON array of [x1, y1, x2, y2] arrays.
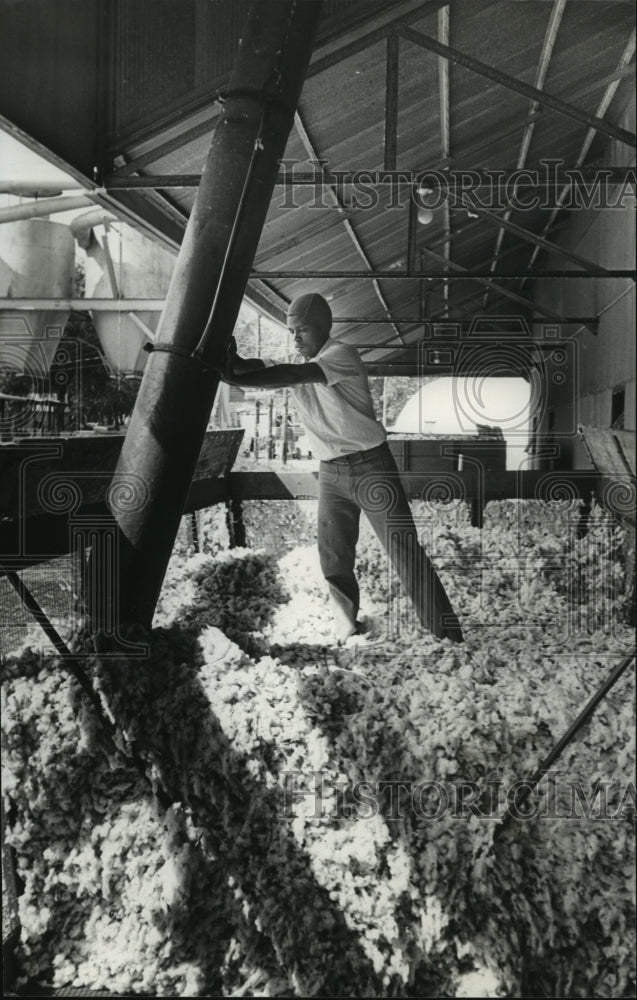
[[111, 0, 197, 133], [109, 0, 395, 143], [0, 0, 99, 177], [533, 92, 636, 469]]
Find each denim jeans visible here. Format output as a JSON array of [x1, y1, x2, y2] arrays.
[[317, 442, 463, 642]]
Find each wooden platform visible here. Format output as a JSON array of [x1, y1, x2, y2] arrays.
[[578, 425, 636, 527], [0, 429, 243, 520], [578, 425, 635, 617], [1, 465, 602, 570], [5, 428, 631, 571], [0, 430, 243, 570]]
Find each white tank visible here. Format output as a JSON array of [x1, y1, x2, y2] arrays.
[[0, 219, 75, 376], [82, 226, 174, 376], [90, 265, 162, 375]]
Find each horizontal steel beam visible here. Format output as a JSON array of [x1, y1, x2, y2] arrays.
[[113, 114, 221, 178], [103, 166, 637, 188], [420, 246, 584, 325], [190, 469, 603, 505], [12, 469, 601, 513], [332, 316, 599, 324], [0, 297, 166, 311], [346, 340, 577, 351], [400, 26, 637, 148], [364, 362, 521, 375], [250, 269, 635, 280], [0, 299, 602, 326]]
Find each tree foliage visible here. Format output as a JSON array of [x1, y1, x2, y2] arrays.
[[50, 265, 140, 430], [233, 307, 289, 362], [369, 376, 419, 428], [1, 264, 140, 432]]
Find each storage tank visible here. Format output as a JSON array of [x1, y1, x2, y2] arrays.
[[74, 211, 174, 377], [0, 219, 75, 375], [90, 264, 165, 376]]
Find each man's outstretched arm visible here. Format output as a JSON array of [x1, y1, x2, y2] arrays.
[[225, 362, 326, 389], [223, 339, 326, 389], [231, 353, 267, 375]]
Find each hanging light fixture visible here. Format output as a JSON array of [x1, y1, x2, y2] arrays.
[[417, 186, 435, 225], [417, 207, 434, 225]]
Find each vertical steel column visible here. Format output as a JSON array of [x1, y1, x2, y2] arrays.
[[255, 314, 262, 460], [268, 395, 274, 458], [98, 0, 324, 629], [282, 388, 289, 464]]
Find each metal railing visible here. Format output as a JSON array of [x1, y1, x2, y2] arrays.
[[0, 392, 69, 440]]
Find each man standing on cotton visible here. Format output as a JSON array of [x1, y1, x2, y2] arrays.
[[223, 293, 463, 644]]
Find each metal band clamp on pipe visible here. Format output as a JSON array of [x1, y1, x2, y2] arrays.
[[143, 342, 224, 377], [217, 86, 295, 117]]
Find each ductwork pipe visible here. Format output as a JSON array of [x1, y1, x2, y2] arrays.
[[69, 207, 119, 250], [0, 180, 86, 197], [0, 195, 97, 224]]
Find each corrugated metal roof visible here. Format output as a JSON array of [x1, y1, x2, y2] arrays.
[[0, 0, 634, 368]]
